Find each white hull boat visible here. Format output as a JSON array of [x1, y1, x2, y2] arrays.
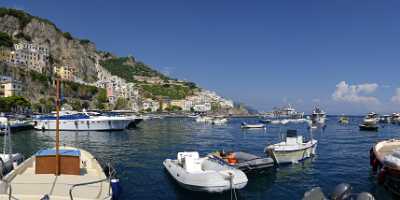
[[195, 116, 213, 123], [265, 130, 317, 164], [34, 112, 134, 131], [163, 152, 248, 193], [311, 106, 326, 125], [212, 118, 228, 125], [241, 122, 265, 129]]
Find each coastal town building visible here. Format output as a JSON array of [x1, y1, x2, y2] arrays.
[[170, 99, 192, 111], [193, 103, 212, 112], [134, 76, 163, 84], [0, 47, 11, 62], [0, 80, 22, 97], [142, 98, 160, 112], [53, 66, 76, 81], [9, 42, 49, 73]]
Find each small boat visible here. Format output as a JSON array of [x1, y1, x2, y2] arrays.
[[379, 115, 391, 124], [265, 130, 317, 164], [212, 117, 228, 125], [391, 113, 400, 124], [303, 183, 375, 200], [195, 115, 213, 123], [241, 122, 266, 129], [359, 112, 379, 131], [338, 115, 349, 124], [210, 151, 274, 173], [163, 152, 248, 192], [0, 117, 24, 175], [311, 106, 326, 125], [370, 139, 400, 196]]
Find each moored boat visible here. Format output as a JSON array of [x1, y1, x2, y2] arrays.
[[210, 151, 274, 173], [0, 117, 24, 176], [338, 115, 349, 124], [359, 112, 379, 131], [163, 152, 248, 193], [370, 139, 400, 196], [379, 115, 391, 124], [34, 110, 135, 131], [265, 130, 317, 164], [240, 122, 266, 129], [311, 106, 326, 125]]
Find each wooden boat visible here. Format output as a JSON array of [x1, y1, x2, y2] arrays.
[[210, 151, 274, 173], [265, 130, 317, 164], [370, 139, 400, 196], [0, 79, 120, 200], [240, 122, 266, 129], [163, 152, 248, 192]]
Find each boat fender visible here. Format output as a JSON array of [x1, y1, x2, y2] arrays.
[[372, 159, 379, 173], [377, 168, 386, 185], [111, 178, 122, 200], [369, 148, 375, 166], [331, 183, 352, 200]]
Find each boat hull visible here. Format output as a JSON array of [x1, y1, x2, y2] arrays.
[[34, 119, 131, 131], [267, 141, 317, 164], [359, 124, 378, 131]]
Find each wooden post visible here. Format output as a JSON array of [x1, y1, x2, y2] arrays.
[[55, 79, 60, 175]]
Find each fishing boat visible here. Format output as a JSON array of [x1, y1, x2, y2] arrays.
[[338, 115, 349, 124], [0, 79, 120, 199], [303, 183, 375, 200], [310, 106, 326, 125], [33, 110, 136, 131], [163, 152, 248, 192], [359, 112, 379, 131], [210, 151, 274, 173], [265, 130, 317, 164], [370, 139, 400, 196], [0, 117, 24, 176], [241, 122, 266, 129]]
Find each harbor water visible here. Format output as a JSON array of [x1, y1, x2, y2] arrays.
[[3, 116, 399, 199]]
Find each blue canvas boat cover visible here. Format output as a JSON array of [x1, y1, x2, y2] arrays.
[[35, 149, 81, 157]]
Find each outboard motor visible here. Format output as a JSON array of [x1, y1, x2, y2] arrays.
[[302, 187, 328, 200], [331, 183, 352, 200], [356, 192, 375, 200], [111, 179, 121, 200]]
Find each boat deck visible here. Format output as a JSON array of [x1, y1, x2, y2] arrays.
[[0, 147, 111, 200], [378, 145, 400, 156]]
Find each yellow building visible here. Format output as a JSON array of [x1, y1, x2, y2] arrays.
[[54, 66, 76, 81], [0, 47, 11, 62], [0, 81, 22, 97]]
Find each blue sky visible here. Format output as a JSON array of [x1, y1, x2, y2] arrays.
[[2, 0, 400, 114]]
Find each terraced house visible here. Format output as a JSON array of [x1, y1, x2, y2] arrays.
[[9, 42, 49, 73]]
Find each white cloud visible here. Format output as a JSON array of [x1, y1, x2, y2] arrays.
[[391, 88, 400, 104], [332, 81, 380, 105]]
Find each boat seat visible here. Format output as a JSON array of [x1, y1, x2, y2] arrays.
[[183, 156, 202, 173], [177, 152, 199, 165]]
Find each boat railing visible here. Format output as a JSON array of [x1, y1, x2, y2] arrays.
[[69, 178, 110, 200]]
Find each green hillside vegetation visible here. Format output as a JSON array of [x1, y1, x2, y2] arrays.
[[0, 32, 13, 47], [100, 57, 169, 82], [142, 84, 194, 100]]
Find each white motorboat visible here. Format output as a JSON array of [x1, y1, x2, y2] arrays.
[[311, 106, 326, 125], [359, 112, 379, 131], [379, 115, 391, 124], [265, 130, 317, 164], [241, 122, 265, 129], [272, 104, 304, 119], [34, 110, 135, 131], [163, 152, 248, 193], [212, 117, 228, 125], [195, 116, 213, 123], [391, 113, 400, 124]]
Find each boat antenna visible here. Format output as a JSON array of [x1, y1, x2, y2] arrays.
[[55, 79, 61, 175], [7, 118, 12, 160]]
